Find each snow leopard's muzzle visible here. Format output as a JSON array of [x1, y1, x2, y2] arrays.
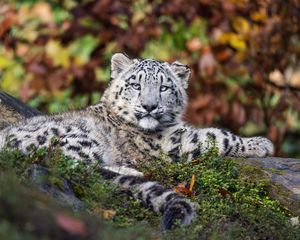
[[134, 104, 165, 131]]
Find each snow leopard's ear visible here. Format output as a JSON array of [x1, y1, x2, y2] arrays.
[[170, 61, 190, 89], [110, 53, 134, 80]]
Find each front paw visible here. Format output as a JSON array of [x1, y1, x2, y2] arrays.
[[161, 198, 198, 230], [246, 137, 274, 157]]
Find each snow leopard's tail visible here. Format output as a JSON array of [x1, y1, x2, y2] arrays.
[[100, 165, 198, 230]]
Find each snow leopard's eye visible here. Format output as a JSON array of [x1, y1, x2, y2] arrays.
[[131, 83, 141, 90], [160, 85, 169, 92]]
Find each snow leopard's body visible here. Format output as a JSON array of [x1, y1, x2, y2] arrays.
[[0, 53, 274, 229]]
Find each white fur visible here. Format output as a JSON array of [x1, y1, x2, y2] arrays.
[[138, 117, 159, 131]]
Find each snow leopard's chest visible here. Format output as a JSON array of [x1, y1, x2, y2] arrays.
[[101, 122, 164, 166]]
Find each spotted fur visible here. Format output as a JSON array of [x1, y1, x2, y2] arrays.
[[0, 53, 274, 229]]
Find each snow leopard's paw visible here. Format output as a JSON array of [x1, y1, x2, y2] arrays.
[[245, 137, 274, 157], [161, 198, 198, 230]]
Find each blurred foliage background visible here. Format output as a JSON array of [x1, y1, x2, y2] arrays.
[[0, 0, 299, 157]]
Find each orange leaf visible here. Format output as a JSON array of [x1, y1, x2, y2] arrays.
[[186, 38, 202, 51], [215, 49, 232, 62], [250, 10, 267, 22], [174, 175, 197, 196], [0, 12, 17, 37], [174, 182, 192, 196]]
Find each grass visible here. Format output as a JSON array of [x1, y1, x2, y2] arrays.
[[0, 146, 299, 239]]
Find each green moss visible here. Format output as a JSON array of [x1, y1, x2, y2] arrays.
[[137, 148, 300, 239], [0, 147, 299, 239], [237, 158, 300, 215]]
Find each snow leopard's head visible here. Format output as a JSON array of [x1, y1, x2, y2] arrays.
[[104, 53, 190, 132]]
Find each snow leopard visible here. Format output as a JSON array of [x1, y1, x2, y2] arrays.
[[0, 53, 274, 230]]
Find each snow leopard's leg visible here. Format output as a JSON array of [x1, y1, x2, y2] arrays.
[[198, 128, 274, 157], [100, 166, 198, 230], [167, 127, 274, 161]]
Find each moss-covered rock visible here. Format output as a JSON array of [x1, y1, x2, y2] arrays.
[[237, 157, 300, 215], [0, 148, 300, 239], [0, 171, 156, 240]]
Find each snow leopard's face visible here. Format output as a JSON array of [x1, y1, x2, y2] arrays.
[[105, 53, 190, 132]]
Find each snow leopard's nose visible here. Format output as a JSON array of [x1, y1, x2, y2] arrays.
[[141, 103, 158, 113]]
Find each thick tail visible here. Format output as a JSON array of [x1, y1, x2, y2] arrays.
[[99, 165, 198, 230]]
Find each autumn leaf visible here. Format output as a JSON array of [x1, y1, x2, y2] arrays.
[[92, 207, 116, 220], [16, 43, 29, 57], [215, 49, 233, 62], [45, 40, 70, 68], [232, 16, 250, 34], [189, 174, 196, 192], [1, 63, 24, 94], [31, 2, 53, 23], [0, 55, 15, 69], [19, 82, 35, 102], [219, 33, 247, 51], [0, 9, 17, 37], [230, 36, 246, 51], [174, 182, 191, 195], [186, 38, 202, 51], [55, 213, 87, 237], [174, 175, 196, 196], [199, 46, 217, 76], [269, 69, 285, 86], [102, 209, 117, 220], [250, 10, 267, 22], [69, 35, 100, 66], [285, 68, 300, 88]]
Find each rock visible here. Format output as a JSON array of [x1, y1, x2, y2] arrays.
[[0, 91, 42, 118], [237, 157, 300, 215], [0, 171, 153, 240], [0, 91, 43, 130], [28, 164, 85, 211]]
